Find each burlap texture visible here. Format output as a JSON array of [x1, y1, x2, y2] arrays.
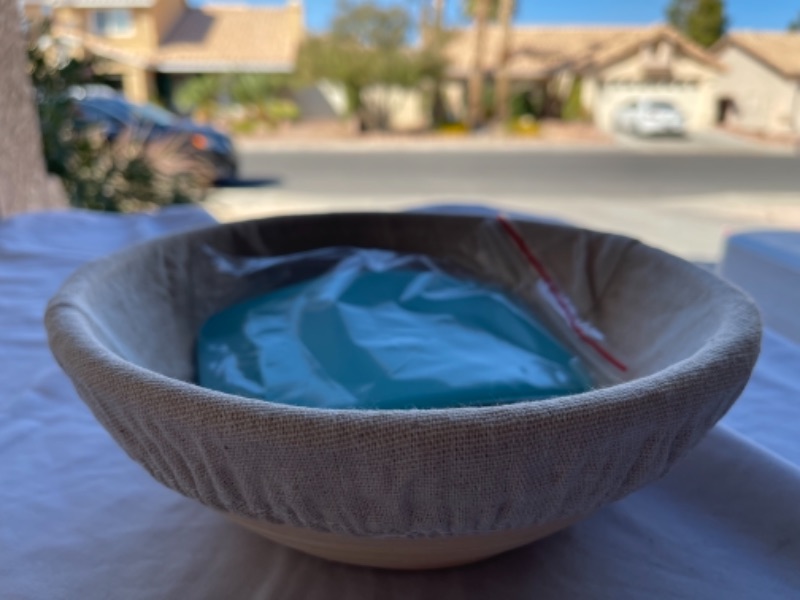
[[45, 213, 761, 538]]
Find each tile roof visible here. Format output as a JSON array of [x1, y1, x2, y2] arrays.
[[27, 0, 154, 6], [446, 24, 720, 79], [721, 31, 800, 78], [155, 6, 303, 72], [55, 4, 303, 72], [573, 25, 721, 71]]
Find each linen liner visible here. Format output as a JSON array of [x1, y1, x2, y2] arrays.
[[45, 213, 762, 538]]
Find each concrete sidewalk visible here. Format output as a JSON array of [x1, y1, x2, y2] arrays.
[[203, 188, 800, 263], [234, 137, 616, 154], [234, 128, 792, 156]]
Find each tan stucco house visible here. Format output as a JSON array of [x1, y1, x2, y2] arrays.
[[446, 25, 722, 132], [24, 0, 304, 104], [713, 32, 800, 136]]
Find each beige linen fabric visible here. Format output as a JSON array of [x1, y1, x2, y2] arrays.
[[45, 213, 761, 538]]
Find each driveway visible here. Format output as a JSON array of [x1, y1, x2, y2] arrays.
[[613, 128, 791, 155]]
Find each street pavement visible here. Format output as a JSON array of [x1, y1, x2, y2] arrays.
[[205, 145, 800, 263], [234, 145, 800, 198], [612, 128, 794, 155]]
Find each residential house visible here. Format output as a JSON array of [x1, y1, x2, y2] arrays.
[[24, 0, 304, 104], [445, 25, 722, 132], [713, 32, 800, 136]]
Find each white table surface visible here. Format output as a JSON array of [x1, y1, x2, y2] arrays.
[[2, 207, 799, 599], [720, 230, 800, 344]]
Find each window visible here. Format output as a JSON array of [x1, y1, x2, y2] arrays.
[[91, 9, 134, 38]]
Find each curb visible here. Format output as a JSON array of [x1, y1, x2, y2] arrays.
[[232, 138, 616, 154]]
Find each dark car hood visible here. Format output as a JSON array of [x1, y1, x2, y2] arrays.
[[173, 121, 225, 138], [169, 121, 231, 151]]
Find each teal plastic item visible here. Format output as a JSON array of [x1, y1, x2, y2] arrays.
[[196, 250, 591, 410]]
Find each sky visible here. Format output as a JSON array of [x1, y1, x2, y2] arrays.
[[196, 1, 800, 32]]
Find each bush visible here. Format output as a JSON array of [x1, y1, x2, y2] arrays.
[[174, 74, 221, 118], [561, 78, 589, 122], [294, 2, 448, 131], [62, 127, 215, 212], [510, 91, 536, 119], [507, 114, 541, 136], [175, 74, 300, 130], [230, 118, 260, 135], [262, 99, 300, 123], [231, 74, 292, 106], [437, 122, 469, 135], [28, 20, 214, 212]]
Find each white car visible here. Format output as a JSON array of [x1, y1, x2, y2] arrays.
[[614, 100, 686, 137]]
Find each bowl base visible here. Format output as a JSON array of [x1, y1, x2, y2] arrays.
[[225, 513, 583, 570]]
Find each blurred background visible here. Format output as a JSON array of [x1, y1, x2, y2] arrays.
[[8, 0, 800, 261]]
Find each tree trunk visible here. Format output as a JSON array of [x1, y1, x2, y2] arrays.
[[467, 0, 490, 129], [495, 0, 515, 124], [418, 0, 431, 44], [0, 4, 62, 218], [428, 0, 448, 126], [433, 0, 445, 31]]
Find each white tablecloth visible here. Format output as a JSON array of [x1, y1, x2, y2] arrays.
[[721, 230, 800, 344], [2, 208, 799, 599]]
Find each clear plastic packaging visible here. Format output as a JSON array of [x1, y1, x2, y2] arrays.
[[477, 216, 628, 384], [194, 216, 628, 410]]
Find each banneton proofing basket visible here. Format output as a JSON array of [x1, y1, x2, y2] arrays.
[[45, 213, 761, 570]]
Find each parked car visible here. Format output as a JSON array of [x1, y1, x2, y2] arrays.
[[73, 92, 237, 182], [614, 100, 686, 137]]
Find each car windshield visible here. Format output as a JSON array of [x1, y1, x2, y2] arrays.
[[79, 99, 133, 124], [648, 102, 676, 111], [130, 103, 179, 126]]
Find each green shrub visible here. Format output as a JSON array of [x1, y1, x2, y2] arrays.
[[510, 91, 535, 119], [263, 99, 300, 123], [507, 114, 541, 136], [561, 78, 589, 122], [231, 74, 292, 106], [230, 118, 260, 135], [174, 74, 222, 118], [175, 74, 300, 128]]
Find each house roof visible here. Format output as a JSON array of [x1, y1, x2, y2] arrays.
[[54, 3, 304, 73], [717, 31, 800, 79], [573, 25, 721, 72], [155, 6, 302, 72], [27, 0, 154, 6], [446, 25, 625, 79], [446, 24, 721, 79]]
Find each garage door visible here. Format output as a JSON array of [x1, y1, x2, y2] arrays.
[[596, 81, 708, 132]]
